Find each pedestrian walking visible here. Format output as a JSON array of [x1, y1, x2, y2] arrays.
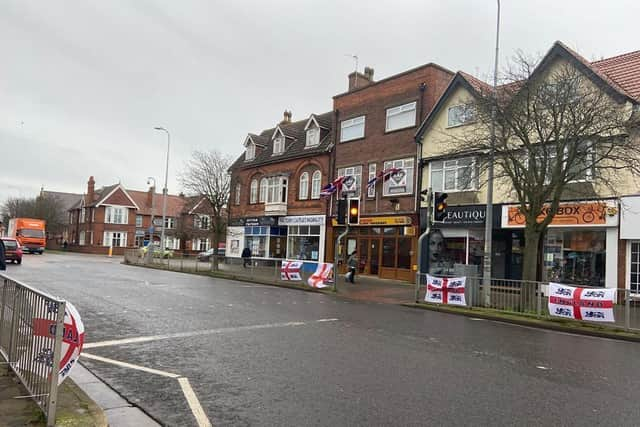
[[0, 239, 6, 271], [241, 247, 252, 268], [346, 250, 358, 283]]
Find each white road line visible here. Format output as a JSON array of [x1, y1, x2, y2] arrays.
[[178, 377, 212, 427], [82, 353, 180, 378], [84, 318, 339, 349]]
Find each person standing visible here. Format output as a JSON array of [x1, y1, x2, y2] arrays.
[[241, 247, 252, 268], [0, 239, 6, 271], [347, 250, 358, 283]]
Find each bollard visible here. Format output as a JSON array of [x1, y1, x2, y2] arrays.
[[108, 245, 113, 258], [625, 290, 631, 331]]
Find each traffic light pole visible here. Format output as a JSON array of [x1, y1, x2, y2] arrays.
[[415, 188, 432, 302], [333, 224, 350, 292]]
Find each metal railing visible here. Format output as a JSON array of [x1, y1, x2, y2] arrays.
[[416, 273, 640, 332], [123, 249, 330, 287], [1, 273, 66, 426]]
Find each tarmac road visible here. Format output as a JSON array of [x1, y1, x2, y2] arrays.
[[6, 252, 640, 426]]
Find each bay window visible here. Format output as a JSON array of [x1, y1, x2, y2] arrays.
[[105, 206, 127, 224], [266, 176, 288, 204]]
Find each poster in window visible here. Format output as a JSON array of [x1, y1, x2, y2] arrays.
[[342, 175, 357, 194], [387, 168, 407, 194]]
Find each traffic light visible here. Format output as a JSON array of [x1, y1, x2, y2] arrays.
[[433, 192, 448, 222], [348, 199, 360, 225], [337, 198, 347, 224]]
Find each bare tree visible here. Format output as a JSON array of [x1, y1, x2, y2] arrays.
[[179, 150, 232, 270], [2, 195, 67, 239], [446, 53, 640, 285]]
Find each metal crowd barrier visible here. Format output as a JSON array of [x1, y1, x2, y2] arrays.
[[1, 274, 66, 426], [416, 273, 640, 332]]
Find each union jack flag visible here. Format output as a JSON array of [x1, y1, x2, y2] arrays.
[[320, 176, 345, 198], [366, 167, 401, 189]]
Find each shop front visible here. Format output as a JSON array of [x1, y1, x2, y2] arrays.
[[501, 200, 619, 288], [226, 216, 286, 260], [329, 215, 418, 282], [278, 215, 326, 271], [620, 196, 640, 294], [420, 205, 506, 278]]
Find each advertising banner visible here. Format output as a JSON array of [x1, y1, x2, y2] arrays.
[[308, 263, 333, 288], [425, 275, 467, 306], [280, 261, 303, 281], [548, 282, 615, 322], [26, 301, 85, 385]]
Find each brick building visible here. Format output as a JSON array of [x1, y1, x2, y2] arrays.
[[227, 111, 333, 266], [327, 64, 453, 281], [68, 176, 218, 255]]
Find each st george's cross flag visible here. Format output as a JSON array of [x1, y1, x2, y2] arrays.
[[280, 261, 303, 281], [308, 263, 333, 288], [548, 282, 615, 322], [425, 275, 467, 306]]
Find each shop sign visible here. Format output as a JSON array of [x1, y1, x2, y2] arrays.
[[359, 216, 412, 226], [501, 200, 618, 228], [440, 206, 486, 227], [278, 215, 325, 226], [229, 216, 277, 227]]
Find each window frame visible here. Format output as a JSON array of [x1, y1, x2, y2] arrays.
[[273, 136, 285, 155], [385, 101, 417, 132], [311, 171, 322, 199], [245, 143, 255, 161], [447, 104, 476, 128], [382, 158, 415, 196], [266, 176, 288, 204], [306, 127, 320, 148], [105, 206, 128, 224], [235, 183, 241, 205], [337, 165, 363, 196], [299, 172, 309, 200], [340, 115, 366, 142], [259, 178, 267, 203], [429, 157, 478, 193], [250, 179, 259, 204]]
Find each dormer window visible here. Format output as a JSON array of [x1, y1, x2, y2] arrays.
[[273, 136, 285, 155], [245, 143, 255, 161], [306, 127, 320, 147]]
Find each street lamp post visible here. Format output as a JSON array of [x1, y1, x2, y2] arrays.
[[145, 177, 156, 263], [154, 126, 170, 253], [482, 0, 501, 306]]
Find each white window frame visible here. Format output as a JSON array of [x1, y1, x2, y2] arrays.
[[235, 183, 241, 205], [196, 215, 210, 230], [382, 158, 415, 196], [565, 141, 595, 183], [79, 231, 85, 246], [340, 116, 365, 142], [430, 157, 477, 192], [299, 172, 309, 200], [367, 163, 377, 198], [311, 171, 321, 199], [164, 217, 175, 229], [385, 101, 417, 132], [103, 231, 127, 247], [250, 179, 259, 204], [245, 143, 255, 161], [337, 165, 363, 196], [266, 176, 288, 204], [105, 206, 128, 224], [273, 136, 285, 155], [306, 127, 320, 147], [80, 208, 86, 223], [165, 236, 180, 250], [136, 215, 143, 227], [259, 178, 267, 203], [447, 104, 476, 127]]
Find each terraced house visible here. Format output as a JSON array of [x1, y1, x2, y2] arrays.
[[226, 111, 333, 267], [415, 41, 640, 293]]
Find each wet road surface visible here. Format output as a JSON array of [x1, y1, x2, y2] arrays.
[[5, 253, 640, 426]]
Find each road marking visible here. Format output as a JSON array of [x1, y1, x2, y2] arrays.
[[178, 377, 212, 427], [82, 353, 180, 378], [84, 319, 340, 349], [83, 353, 213, 427]]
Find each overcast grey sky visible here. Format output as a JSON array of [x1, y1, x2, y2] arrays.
[[1, 0, 637, 204]]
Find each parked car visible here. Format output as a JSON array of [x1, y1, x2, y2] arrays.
[[1, 237, 23, 264], [196, 248, 222, 260], [139, 244, 174, 259]]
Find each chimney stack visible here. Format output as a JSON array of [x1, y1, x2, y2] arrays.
[[86, 176, 95, 204], [147, 185, 155, 208], [348, 66, 375, 91], [280, 110, 292, 125]]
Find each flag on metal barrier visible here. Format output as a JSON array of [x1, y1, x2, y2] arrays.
[[308, 263, 333, 288], [281, 261, 303, 281], [548, 282, 615, 322], [425, 275, 467, 306]]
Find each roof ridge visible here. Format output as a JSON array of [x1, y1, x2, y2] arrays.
[[592, 49, 640, 65]]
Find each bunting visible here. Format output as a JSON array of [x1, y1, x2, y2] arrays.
[[320, 176, 345, 198], [366, 167, 402, 190]]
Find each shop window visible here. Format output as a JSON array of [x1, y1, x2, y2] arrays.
[[382, 238, 396, 268], [287, 225, 320, 261], [397, 237, 412, 269], [543, 229, 606, 287], [630, 242, 640, 294]]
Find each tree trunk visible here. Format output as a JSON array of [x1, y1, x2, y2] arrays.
[[211, 231, 220, 271], [521, 227, 542, 310]]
